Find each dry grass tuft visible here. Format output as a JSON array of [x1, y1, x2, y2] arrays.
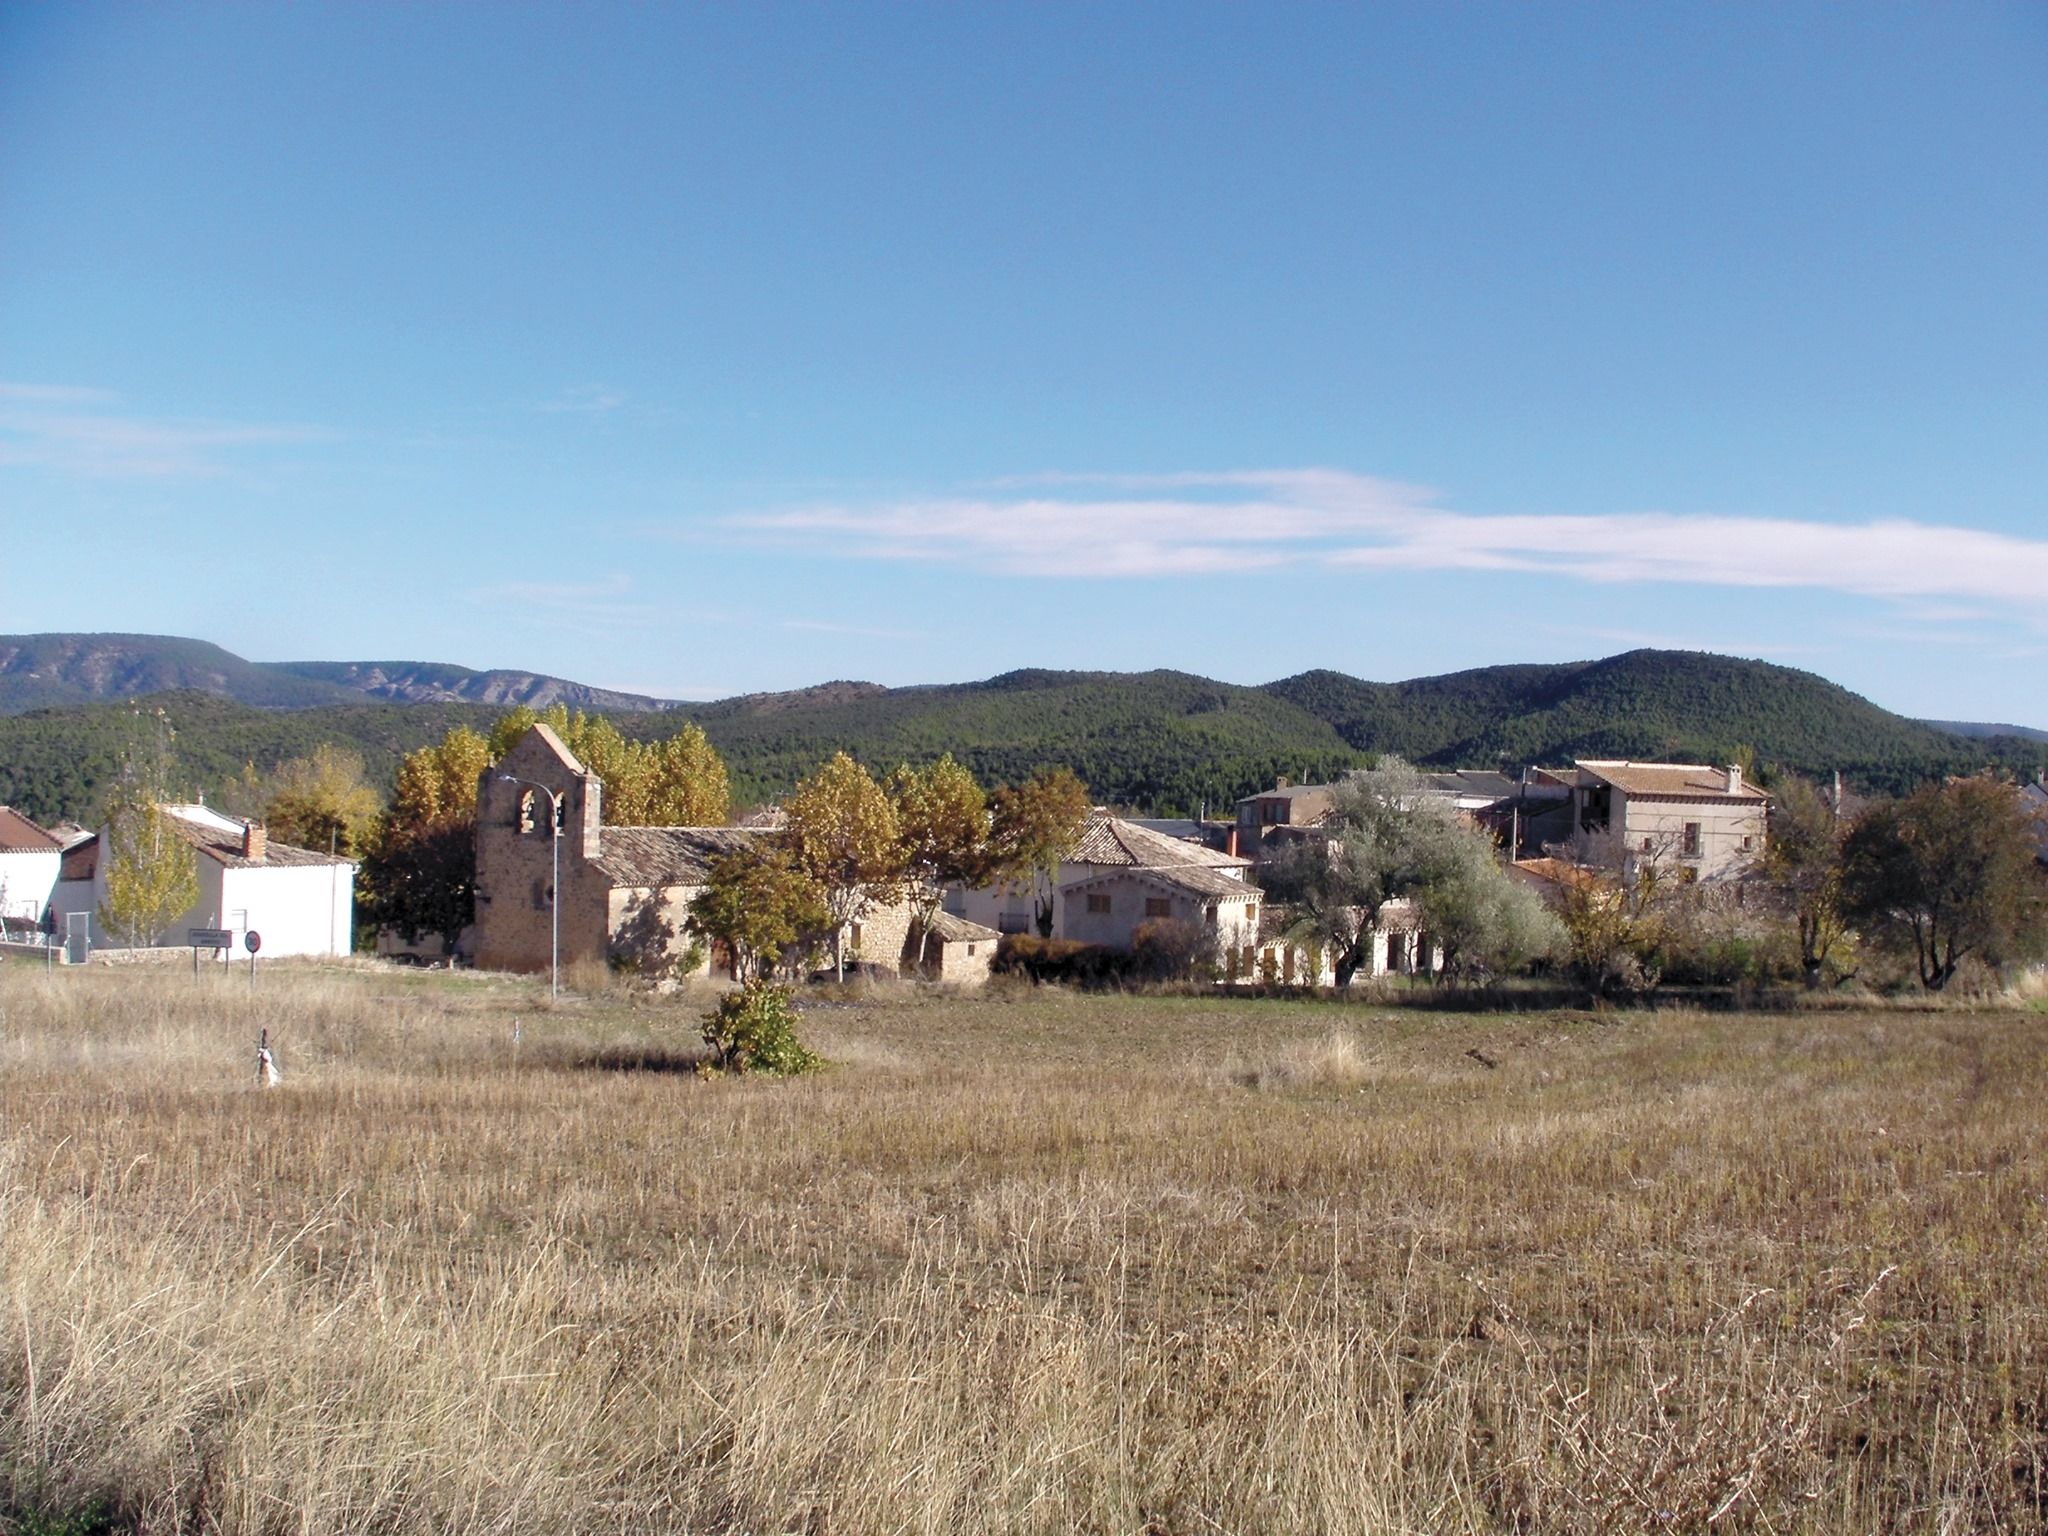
[[3, 962, 2046, 1533]]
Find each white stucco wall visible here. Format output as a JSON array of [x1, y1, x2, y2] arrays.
[[217, 862, 355, 957], [57, 848, 353, 955], [0, 850, 61, 929]]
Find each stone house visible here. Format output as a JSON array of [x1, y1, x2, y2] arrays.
[[911, 910, 1002, 986], [948, 811, 1262, 958], [1568, 761, 1769, 882], [1232, 778, 1338, 859], [474, 725, 956, 981], [474, 724, 769, 976]]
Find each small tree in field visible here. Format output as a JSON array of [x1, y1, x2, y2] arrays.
[[783, 753, 903, 980], [700, 980, 819, 1075], [1839, 776, 2048, 991], [97, 715, 199, 948], [1761, 773, 1853, 988]]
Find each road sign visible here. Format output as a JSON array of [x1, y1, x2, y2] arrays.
[[188, 927, 233, 949], [244, 930, 263, 954]]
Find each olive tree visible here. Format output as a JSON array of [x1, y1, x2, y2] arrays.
[[1272, 757, 1546, 987], [1839, 776, 2047, 990]]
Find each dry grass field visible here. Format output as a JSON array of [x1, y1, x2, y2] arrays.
[[2, 962, 2045, 1535]]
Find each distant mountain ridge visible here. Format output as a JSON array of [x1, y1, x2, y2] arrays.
[[1922, 718, 2048, 744], [0, 633, 2041, 825], [0, 633, 688, 715]]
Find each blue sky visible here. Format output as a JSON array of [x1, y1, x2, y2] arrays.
[[3, 4, 2045, 724]]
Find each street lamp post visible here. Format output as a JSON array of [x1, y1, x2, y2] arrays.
[[498, 775, 562, 1000]]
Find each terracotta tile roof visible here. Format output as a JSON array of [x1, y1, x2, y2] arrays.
[[594, 826, 766, 888], [1069, 813, 1250, 871], [167, 814, 352, 868], [0, 807, 61, 853], [1062, 860, 1258, 902], [927, 910, 1002, 944], [1576, 761, 1769, 801]]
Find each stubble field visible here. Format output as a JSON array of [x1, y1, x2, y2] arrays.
[[1, 962, 2044, 1534]]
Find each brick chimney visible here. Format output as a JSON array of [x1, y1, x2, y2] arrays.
[[1726, 765, 1742, 796], [242, 819, 267, 862]]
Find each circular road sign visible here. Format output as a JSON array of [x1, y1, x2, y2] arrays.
[[245, 930, 263, 954]]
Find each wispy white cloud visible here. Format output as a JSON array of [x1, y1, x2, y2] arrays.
[[0, 380, 117, 405], [535, 384, 627, 415], [0, 383, 330, 477], [720, 468, 2048, 609], [780, 618, 927, 642]]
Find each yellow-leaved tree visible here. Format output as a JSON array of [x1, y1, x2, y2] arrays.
[[783, 751, 902, 980], [261, 745, 384, 857], [99, 794, 199, 948], [887, 754, 989, 970]]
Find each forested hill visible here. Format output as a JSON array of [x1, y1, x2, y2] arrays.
[[1263, 650, 2017, 785], [0, 651, 2039, 825]]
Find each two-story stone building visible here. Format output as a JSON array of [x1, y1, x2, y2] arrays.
[[1568, 760, 1769, 881]]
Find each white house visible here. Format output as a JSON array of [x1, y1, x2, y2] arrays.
[[50, 805, 355, 957], [0, 807, 63, 939]]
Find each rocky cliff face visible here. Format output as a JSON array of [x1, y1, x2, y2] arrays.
[[0, 634, 683, 714]]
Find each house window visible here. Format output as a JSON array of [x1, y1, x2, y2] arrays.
[[966, 943, 976, 957], [1086, 893, 1112, 914], [1144, 897, 1171, 918], [1739, 834, 1755, 852], [1205, 905, 1218, 925], [1245, 905, 1258, 925], [518, 791, 537, 834], [1682, 822, 1701, 857], [998, 913, 1029, 934]]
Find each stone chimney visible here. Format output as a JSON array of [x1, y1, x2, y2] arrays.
[[1275, 775, 1291, 789], [1726, 765, 1743, 796], [242, 820, 266, 862]]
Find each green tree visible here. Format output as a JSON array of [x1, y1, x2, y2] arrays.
[[1839, 776, 2048, 990], [700, 980, 819, 1075], [1417, 828, 1565, 981], [783, 752, 903, 979], [987, 766, 1091, 938], [1270, 757, 1544, 987], [888, 754, 989, 971], [686, 845, 832, 983]]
